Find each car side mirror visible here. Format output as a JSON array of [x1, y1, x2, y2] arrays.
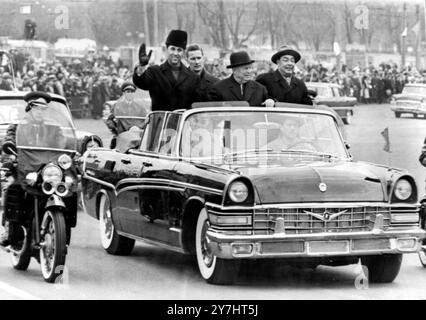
[[345, 142, 351, 150]]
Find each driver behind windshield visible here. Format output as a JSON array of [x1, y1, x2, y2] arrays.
[[0, 91, 62, 247], [267, 116, 316, 151]]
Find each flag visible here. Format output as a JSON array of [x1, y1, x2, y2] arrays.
[[381, 127, 391, 153], [411, 21, 420, 38], [401, 27, 408, 37], [19, 5, 31, 14], [333, 42, 341, 56]]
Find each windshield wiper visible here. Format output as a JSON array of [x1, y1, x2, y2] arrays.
[[224, 148, 273, 158], [279, 149, 342, 159]]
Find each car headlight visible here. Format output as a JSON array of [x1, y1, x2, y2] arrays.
[[228, 181, 249, 203], [42, 164, 63, 185], [58, 154, 72, 170], [394, 179, 412, 201]]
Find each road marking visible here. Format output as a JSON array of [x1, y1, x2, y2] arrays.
[[0, 281, 41, 300]]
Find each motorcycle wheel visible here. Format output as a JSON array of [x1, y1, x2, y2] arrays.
[[419, 242, 426, 267], [39, 210, 67, 283], [10, 225, 31, 271]]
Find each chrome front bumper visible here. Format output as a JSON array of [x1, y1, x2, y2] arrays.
[[391, 105, 426, 115], [206, 228, 426, 259]]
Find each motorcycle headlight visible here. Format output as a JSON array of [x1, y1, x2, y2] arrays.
[[42, 164, 63, 185], [58, 154, 72, 170], [394, 179, 412, 201], [228, 181, 249, 203]]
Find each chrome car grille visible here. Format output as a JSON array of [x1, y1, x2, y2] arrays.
[[396, 101, 420, 106], [253, 206, 409, 235]]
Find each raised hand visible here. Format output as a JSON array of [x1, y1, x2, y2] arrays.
[[138, 43, 152, 66]]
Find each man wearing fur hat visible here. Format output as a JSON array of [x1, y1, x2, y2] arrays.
[[256, 45, 312, 105], [207, 51, 274, 107], [133, 29, 199, 111]]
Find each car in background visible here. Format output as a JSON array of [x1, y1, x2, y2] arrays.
[[80, 101, 424, 285], [0, 90, 103, 154], [306, 82, 357, 125], [390, 83, 426, 118]]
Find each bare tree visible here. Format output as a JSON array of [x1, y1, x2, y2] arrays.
[[197, 0, 229, 49], [260, 0, 298, 49], [225, 0, 260, 49]]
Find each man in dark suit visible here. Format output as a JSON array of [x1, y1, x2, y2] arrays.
[[133, 30, 200, 111], [208, 51, 274, 107], [256, 45, 312, 105], [186, 44, 219, 102]]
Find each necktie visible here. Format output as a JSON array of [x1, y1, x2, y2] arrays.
[[240, 84, 244, 97]]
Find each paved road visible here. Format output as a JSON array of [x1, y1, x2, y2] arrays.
[[0, 103, 425, 300]]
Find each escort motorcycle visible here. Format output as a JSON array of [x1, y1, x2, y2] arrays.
[[0, 102, 79, 283]]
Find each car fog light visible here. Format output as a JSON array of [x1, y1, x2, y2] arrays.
[[231, 243, 253, 256], [209, 215, 251, 225], [397, 238, 417, 250], [25, 172, 38, 186], [391, 213, 419, 223]]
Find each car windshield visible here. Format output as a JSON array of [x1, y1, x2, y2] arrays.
[[403, 86, 426, 95], [180, 110, 348, 164], [0, 99, 26, 124]]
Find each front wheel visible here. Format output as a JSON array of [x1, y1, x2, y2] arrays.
[[419, 245, 426, 267], [39, 210, 67, 283], [195, 208, 239, 285], [10, 225, 31, 271], [98, 193, 134, 255], [360, 254, 402, 283]]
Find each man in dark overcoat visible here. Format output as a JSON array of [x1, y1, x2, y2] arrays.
[[256, 45, 312, 105], [133, 30, 199, 111], [208, 51, 274, 107], [186, 44, 219, 102]]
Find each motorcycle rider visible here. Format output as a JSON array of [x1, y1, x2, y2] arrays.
[[0, 91, 55, 247]]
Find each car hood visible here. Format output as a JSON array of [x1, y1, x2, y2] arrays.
[[236, 161, 385, 203], [393, 93, 424, 102]]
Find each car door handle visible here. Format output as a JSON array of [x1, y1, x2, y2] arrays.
[[143, 161, 152, 167], [121, 157, 131, 164]]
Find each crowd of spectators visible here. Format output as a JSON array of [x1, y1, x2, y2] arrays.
[[0, 48, 424, 118]]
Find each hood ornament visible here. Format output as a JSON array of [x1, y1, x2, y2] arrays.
[[319, 182, 327, 192], [303, 209, 348, 221]]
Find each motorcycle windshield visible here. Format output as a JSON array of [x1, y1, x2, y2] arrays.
[[114, 99, 147, 133], [16, 102, 77, 152]]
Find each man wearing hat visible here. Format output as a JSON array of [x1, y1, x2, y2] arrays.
[[105, 81, 148, 148], [133, 29, 200, 111], [256, 45, 312, 105], [208, 51, 274, 107]]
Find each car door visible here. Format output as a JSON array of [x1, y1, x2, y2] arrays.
[[113, 112, 166, 236], [116, 112, 183, 248]]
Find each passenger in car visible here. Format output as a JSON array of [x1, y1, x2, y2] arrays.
[[207, 51, 275, 107]]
